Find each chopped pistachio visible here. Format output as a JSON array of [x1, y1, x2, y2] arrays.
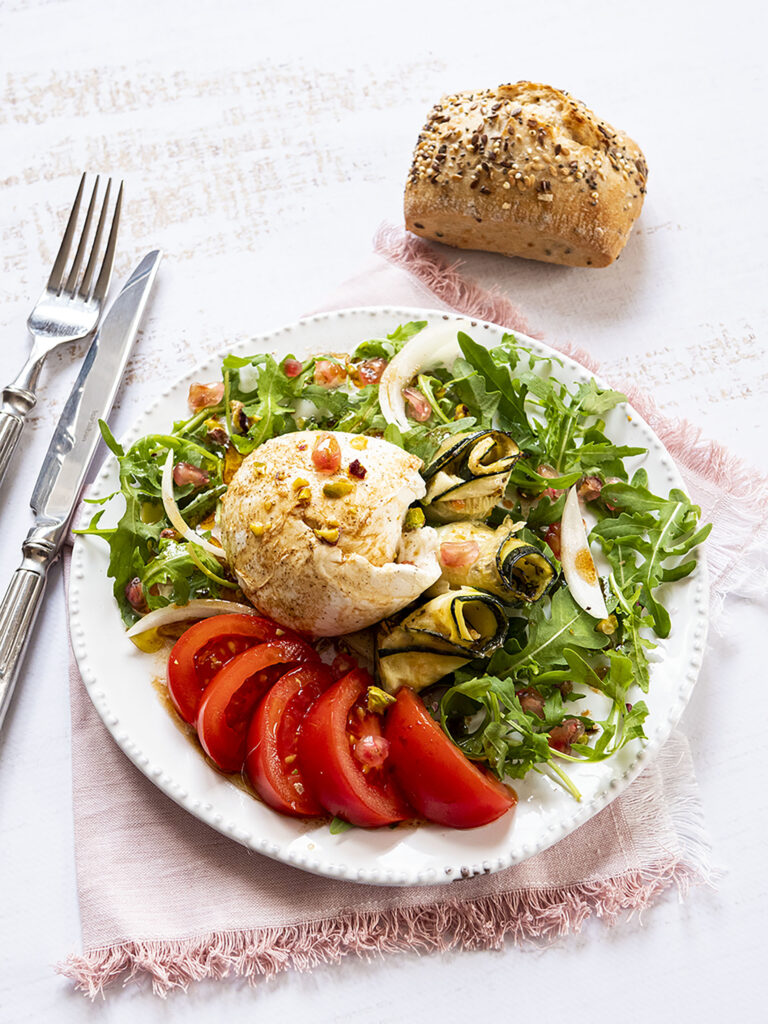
[[367, 686, 396, 714], [251, 461, 266, 478], [140, 501, 163, 524], [314, 526, 340, 544], [350, 435, 368, 450], [249, 521, 266, 537], [264, 498, 275, 512], [454, 403, 470, 420], [296, 486, 312, 505], [596, 614, 618, 635], [403, 506, 426, 531], [323, 479, 355, 498], [292, 477, 310, 491]]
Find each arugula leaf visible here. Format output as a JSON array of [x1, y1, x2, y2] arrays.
[[499, 588, 610, 674], [329, 816, 354, 834], [457, 332, 536, 446], [593, 474, 712, 638], [98, 419, 125, 457], [352, 320, 426, 360], [441, 674, 554, 778]]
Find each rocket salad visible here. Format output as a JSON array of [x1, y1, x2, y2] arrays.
[[80, 321, 710, 804]]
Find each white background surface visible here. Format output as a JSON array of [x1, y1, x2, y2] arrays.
[[0, 0, 765, 1021]]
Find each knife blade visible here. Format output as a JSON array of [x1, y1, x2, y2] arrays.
[[0, 249, 162, 734]]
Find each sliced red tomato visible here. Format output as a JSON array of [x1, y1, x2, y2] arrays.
[[298, 669, 412, 827], [195, 638, 318, 772], [167, 614, 300, 724], [384, 687, 517, 829], [245, 664, 334, 817]]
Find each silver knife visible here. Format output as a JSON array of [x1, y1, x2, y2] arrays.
[[0, 249, 162, 733]]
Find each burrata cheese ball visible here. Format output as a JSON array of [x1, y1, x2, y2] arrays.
[[219, 431, 440, 635]]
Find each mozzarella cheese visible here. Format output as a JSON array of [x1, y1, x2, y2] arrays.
[[219, 431, 441, 635]]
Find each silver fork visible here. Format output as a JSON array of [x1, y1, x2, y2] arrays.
[[0, 174, 123, 489]]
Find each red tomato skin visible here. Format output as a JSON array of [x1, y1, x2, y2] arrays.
[[298, 670, 412, 828], [196, 638, 318, 772], [384, 688, 517, 829], [167, 614, 299, 724], [544, 522, 562, 560], [245, 664, 334, 817]]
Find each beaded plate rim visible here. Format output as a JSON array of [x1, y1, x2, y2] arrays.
[[69, 306, 709, 887]]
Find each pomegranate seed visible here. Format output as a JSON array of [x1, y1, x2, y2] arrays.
[[348, 459, 366, 479], [402, 386, 431, 422], [125, 578, 146, 612], [314, 359, 347, 389], [188, 382, 224, 411], [517, 688, 545, 718], [350, 357, 387, 387], [544, 522, 562, 559], [205, 424, 228, 445], [354, 734, 390, 769], [312, 433, 341, 473], [173, 462, 210, 488], [548, 718, 586, 754], [578, 476, 603, 502], [283, 358, 302, 378]]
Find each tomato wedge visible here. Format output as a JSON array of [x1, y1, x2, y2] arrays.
[[384, 687, 517, 829], [245, 664, 334, 817], [167, 613, 299, 723], [196, 638, 317, 772], [298, 669, 412, 827]]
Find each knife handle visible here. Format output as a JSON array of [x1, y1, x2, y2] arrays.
[[0, 386, 37, 491], [0, 538, 52, 735]]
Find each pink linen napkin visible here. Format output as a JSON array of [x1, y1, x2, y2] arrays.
[[59, 229, 767, 996]]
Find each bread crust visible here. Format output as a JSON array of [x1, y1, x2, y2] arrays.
[[404, 82, 648, 268]]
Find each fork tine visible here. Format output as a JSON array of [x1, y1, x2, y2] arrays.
[[64, 175, 100, 296], [78, 178, 111, 299], [47, 173, 86, 293], [92, 180, 123, 303]]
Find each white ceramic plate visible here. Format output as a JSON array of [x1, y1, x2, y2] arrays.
[[69, 307, 709, 886]]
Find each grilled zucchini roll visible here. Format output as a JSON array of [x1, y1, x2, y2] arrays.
[[433, 520, 557, 603], [421, 430, 521, 522], [376, 587, 506, 693]]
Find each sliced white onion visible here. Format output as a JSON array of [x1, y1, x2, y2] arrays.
[[126, 599, 259, 638], [237, 361, 261, 393], [560, 486, 609, 620], [380, 320, 477, 430], [161, 450, 226, 559]]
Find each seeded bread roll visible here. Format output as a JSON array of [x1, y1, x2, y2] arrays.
[[404, 82, 648, 268]]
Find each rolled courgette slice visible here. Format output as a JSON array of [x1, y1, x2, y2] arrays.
[[433, 521, 557, 603], [376, 587, 507, 693], [422, 430, 521, 522]]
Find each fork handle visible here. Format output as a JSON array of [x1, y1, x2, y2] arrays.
[[0, 536, 53, 734], [0, 386, 37, 490]]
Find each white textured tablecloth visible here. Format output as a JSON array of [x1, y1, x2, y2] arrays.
[[0, 0, 766, 1019]]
